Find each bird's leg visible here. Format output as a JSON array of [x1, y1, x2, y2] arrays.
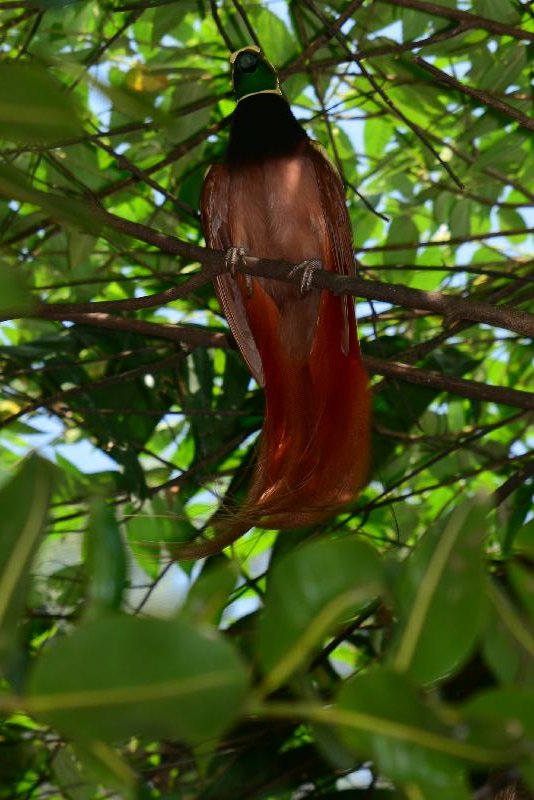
[[288, 258, 322, 294], [225, 246, 253, 296]]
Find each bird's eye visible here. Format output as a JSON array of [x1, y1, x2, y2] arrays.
[[238, 52, 258, 73]]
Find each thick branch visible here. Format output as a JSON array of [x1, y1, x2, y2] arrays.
[[6, 205, 532, 339], [99, 209, 534, 338]]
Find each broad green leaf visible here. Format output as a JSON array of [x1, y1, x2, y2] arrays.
[[364, 117, 395, 161], [449, 199, 471, 240], [391, 497, 489, 683], [335, 670, 497, 793], [464, 688, 534, 741], [84, 500, 127, 619], [0, 457, 54, 669], [0, 63, 82, 144], [248, 7, 296, 66], [27, 615, 248, 743], [382, 217, 419, 267], [257, 537, 383, 691]]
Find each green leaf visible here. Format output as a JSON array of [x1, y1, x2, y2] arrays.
[[364, 117, 395, 160], [449, 199, 471, 239], [382, 217, 419, 267], [335, 670, 478, 793], [72, 740, 138, 800], [0, 162, 102, 234], [27, 615, 248, 744], [183, 559, 238, 626], [68, 232, 97, 270], [483, 582, 534, 687], [464, 687, 534, 740], [402, 9, 432, 41], [248, 7, 296, 66], [0, 62, 83, 144], [151, 1, 196, 47], [0, 457, 54, 669], [472, 0, 521, 23], [257, 537, 383, 692], [84, 500, 127, 619], [482, 587, 534, 686], [498, 208, 528, 242], [0, 266, 34, 314], [391, 496, 489, 683], [52, 745, 94, 800]]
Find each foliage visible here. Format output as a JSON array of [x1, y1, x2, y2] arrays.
[[0, 0, 533, 797]]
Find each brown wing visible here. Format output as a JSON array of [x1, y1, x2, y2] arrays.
[[308, 140, 356, 355], [200, 164, 265, 387]]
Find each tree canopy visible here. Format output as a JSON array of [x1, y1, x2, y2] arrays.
[[0, 0, 533, 798]]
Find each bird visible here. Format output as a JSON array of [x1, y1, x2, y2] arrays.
[[175, 46, 370, 558]]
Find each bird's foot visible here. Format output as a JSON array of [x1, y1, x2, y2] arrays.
[[225, 246, 246, 276], [289, 258, 322, 294], [224, 246, 253, 296]]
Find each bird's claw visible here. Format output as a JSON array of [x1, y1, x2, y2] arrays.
[[225, 246, 247, 276], [225, 246, 253, 296], [289, 258, 322, 294]]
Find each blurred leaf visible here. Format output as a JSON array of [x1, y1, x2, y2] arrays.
[[464, 687, 534, 740], [382, 217, 419, 267], [483, 582, 534, 688], [0, 266, 34, 314], [27, 615, 249, 743], [52, 745, 94, 800], [0, 62, 82, 144], [450, 199, 471, 239], [0, 457, 54, 670], [84, 499, 127, 619], [391, 496, 489, 684], [72, 740, 138, 800], [336, 670, 472, 795], [364, 117, 395, 160], [257, 537, 383, 691], [0, 162, 102, 234], [184, 558, 239, 626]]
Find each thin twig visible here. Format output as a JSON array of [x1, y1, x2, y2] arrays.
[[300, 0, 465, 189], [376, 0, 534, 44]]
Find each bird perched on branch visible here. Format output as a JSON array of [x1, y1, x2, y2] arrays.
[[177, 46, 370, 558]]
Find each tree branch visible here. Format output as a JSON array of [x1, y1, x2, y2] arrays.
[[411, 56, 534, 132], [3, 313, 531, 412], [376, 0, 534, 43], [365, 356, 534, 411], [4, 203, 532, 339], [97, 209, 534, 339]]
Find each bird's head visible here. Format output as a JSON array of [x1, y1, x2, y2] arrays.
[[230, 46, 282, 102]]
